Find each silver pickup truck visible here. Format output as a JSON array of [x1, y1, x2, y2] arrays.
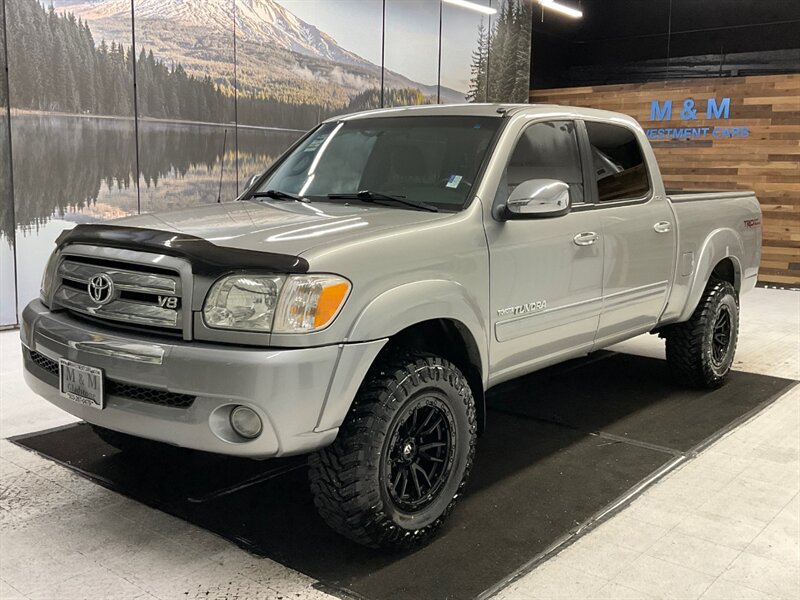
[[22, 104, 761, 549]]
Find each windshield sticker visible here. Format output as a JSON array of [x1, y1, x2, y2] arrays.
[[446, 175, 463, 189], [304, 135, 328, 152]]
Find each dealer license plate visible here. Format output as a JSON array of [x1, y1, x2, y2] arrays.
[[59, 359, 104, 409]]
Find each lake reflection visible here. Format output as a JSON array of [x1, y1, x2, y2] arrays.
[[5, 114, 302, 323]]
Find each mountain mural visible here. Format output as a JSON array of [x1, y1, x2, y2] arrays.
[[58, 0, 370, 65], [51, 0, 465, 108]]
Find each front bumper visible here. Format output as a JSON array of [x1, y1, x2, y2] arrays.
[[21, 300, 385, 458]]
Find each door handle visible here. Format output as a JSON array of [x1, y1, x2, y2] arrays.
[[654, 221, 672, 233], [573, 232, 599, 246]]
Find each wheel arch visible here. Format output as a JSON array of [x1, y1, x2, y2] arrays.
[[346, 280, 489, 433], [711, 257, 739, 291], [676, 228, 744, 322], [347, 279, 489, 383], [315, 280, 490, 435], [380, 318, 487, 435]]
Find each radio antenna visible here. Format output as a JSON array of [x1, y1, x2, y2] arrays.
[[217, 128, 228, 203]]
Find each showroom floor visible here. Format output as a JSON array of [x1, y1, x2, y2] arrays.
[[1, 287, 798, 600]]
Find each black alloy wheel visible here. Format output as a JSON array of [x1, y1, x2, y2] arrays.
[[710, 304, 733, 368], [385, 397, 456, 513]]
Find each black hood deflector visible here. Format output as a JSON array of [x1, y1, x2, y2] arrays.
[[56, 224, 309, 276]]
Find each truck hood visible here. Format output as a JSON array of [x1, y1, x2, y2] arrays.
[[113, 200, 450, 257]]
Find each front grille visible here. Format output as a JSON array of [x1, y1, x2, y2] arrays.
[[105, 380, 195, 408], [54, 256, 183, 332], [27, 350, 195, 409], [65, 310, 184, 339], [30, 350, 59, 375]]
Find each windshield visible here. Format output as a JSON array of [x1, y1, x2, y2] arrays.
[[253, 116, 502, 211]]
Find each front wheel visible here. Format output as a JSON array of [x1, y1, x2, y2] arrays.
[[663, 279, 739, 388], [308, 351, 477, 550]]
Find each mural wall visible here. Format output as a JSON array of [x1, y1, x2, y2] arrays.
[[0, 0, 532, 325], [1, 0, 14, 325]]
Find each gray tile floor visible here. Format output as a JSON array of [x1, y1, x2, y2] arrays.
[[1, 288, 798, 600]]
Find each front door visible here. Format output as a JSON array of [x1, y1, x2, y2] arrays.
[[484, 120, 604, 386]]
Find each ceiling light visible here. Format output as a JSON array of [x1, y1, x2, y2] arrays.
[[443, 0, 497, 16], [539, 0, 583, 19]]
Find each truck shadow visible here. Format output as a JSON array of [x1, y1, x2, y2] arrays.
[[12, 351, 794, 600]]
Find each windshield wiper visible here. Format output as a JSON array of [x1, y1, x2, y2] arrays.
[[327, 190, 438, 212], [250, 189, 309, 203]]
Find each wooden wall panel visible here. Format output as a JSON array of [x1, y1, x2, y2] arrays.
[[530, 74, 800, 286]]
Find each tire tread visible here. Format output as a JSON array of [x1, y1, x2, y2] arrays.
[[664, 279, 739, 388], [308, 350, 477, 550]]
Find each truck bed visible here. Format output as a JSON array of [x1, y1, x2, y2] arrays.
[[666, 189, 758, 203], [659, 188, 761, 326]]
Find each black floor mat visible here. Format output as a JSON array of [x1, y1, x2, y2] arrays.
[[489, 351, 793, 452], [12, 352, 795, 600]]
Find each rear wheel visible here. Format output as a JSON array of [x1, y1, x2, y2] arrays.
[[663, 279, 739, 388], [308, 351, 477, 550]]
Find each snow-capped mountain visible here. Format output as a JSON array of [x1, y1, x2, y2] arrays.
[[51, 0, 465, 103], [55, 0, 372, 68]]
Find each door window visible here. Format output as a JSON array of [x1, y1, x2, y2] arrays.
[[584, 122, 650, 202], [505, 121, 584, 205]]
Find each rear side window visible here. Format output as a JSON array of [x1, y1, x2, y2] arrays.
[[585, 122, 650, 202], [506, 121, 584, 204]]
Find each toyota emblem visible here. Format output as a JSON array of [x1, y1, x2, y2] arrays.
[[88, 273, 115, 305]]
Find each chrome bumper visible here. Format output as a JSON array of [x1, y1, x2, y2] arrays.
[[21, 300, 386, 458]]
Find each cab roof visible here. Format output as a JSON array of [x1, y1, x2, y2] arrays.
[[326, 103, 551, 121], [326, 102, 634, 124]]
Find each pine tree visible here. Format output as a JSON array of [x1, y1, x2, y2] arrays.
[[52, 32, 68, 110], [510, 0, 532, 102], [467, 20, 489, 103], [498, 0, 520, 101], [481, 0, 532, 102]]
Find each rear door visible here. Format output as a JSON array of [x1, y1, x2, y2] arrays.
[[484, 119, 604, 385], [581, 120, 676, 346]]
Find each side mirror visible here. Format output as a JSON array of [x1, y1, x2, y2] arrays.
[[503, 179, 570, 220], [244, 173, 262, 192]]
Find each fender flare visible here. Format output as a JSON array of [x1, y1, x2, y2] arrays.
[[348, 279, 490, 384], [677, 228, 744, 322]]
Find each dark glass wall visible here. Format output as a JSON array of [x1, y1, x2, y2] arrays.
[[0, 0, 532, 325], [530, 0, 800, 89]]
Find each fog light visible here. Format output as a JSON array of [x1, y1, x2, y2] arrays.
[[230, 406, 262, 439]]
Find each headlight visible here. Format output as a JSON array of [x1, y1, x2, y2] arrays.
[[40, 250, 60, 306], [202, 274, 350, 333], [203, 275, 285, 331]]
